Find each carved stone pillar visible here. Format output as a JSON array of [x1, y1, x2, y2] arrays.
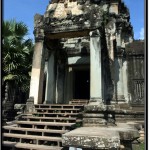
[[122, 60, 129, 102], [29, 14, 45, 104], [89, 29, 103, 105], [116, 28, 122, 47], [109, 34, 115, 61], [56, 62, 65, 104], [29, 40, 45, 104], [114, 51, 126, 103], [117, 58, 125, 102], [64, 67, 73, 103], [44, 51, 56, 104]]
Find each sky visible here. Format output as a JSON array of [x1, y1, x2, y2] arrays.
[[3, 0, 145, 41]]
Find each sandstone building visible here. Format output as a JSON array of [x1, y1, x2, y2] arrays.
[[30, 0, 144, 106], [2, 0, 145, 149]]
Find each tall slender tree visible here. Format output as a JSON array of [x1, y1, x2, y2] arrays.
[[2, 20, 33, 107]]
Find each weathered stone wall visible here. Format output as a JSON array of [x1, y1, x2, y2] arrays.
[[126, 40, 144, 105]]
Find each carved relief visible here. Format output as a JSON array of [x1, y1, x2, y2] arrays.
[[43, 1, 104, 32]]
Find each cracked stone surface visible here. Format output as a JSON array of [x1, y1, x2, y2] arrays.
[[62, 125, 139, 149]]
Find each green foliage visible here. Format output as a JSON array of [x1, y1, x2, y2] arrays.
[[70, 122, 82, 130], [2, 19, 34, 101], [139, 143, 145, 150]]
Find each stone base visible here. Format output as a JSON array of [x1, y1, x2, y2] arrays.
[[25, 97, 35, 113], [111, 100, 127, 105], [89, 98, 104, 106], [84, 104, 109, 126], [83, 118, 107, 126], [83, 103, 144, 127], [62, 124, 140, 150], [84, 104, 107, 112]]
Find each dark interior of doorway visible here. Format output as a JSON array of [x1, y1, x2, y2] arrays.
[[74, 70, 90, 99]]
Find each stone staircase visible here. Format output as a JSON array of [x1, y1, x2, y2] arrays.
[[69, 99, 89, 105], [2, 103, 85, 150]]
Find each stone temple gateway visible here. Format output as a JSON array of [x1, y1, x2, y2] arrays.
[[2, 0, 144, 149], [30, 0, 135, 105]]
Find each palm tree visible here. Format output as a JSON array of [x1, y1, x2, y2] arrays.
[[2, 20, 33, 120]]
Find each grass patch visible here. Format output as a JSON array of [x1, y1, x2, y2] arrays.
[[139, 143, 145, 150]]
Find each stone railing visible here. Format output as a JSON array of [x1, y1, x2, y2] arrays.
[[132, 79, 144, 104], [14, 97, 35, 120]]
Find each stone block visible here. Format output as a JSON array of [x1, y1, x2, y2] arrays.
[[83, 113, 104, 118], [25, 97, 35, 114], [84, 104, 117, 112], [83, 118, 107, 126], [84, 104, 106, 112], [62, 127, 120, 149]]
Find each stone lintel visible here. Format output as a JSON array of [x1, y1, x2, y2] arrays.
[[45, 30, 90, 39]]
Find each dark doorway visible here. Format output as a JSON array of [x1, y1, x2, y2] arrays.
[[74, 70, 90, 99]]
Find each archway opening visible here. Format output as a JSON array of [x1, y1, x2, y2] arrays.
[[74, 70, 90, 99]]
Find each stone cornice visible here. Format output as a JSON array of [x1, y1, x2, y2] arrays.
[[42, 1, 104, 33]]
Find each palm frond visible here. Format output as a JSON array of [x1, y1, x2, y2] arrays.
[[2, 19, 34, 99]]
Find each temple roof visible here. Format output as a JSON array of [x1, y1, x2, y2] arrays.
[[33, 0, 133, 40], [43, 1, 104, 33]]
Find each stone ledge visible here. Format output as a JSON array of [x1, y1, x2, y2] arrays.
[[62, 127, 120, 149], [62, 125, 139, 149], [84, 104, 144, 114]]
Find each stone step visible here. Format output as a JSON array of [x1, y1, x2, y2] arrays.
[[35, 108, 80, 111], [131, 106, 145, 112], [3, 133, 62, 143], [3, 126, 68, 135], [70, 100, 88, 103], [115, 118, 144, 122], [35, 108, 80, 113], [2, 103, 85, 150], [3, 141, 63, 150], [23, 116, 77, 120], [3, 133, 62, 142], [69, 99, 89, 105], [15, 121, 75, 127], [71, 101, 88, 104], [34, 104, 84, 109], [22, 116, 82, 123], [31, 112, 79, 118]]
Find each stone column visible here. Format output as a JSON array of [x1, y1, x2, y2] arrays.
[[114, 56, 125, 103], [89, 30, 103, 105], [64, 67, 73, 103], [29, 40, 45, 104], [116, 28, 122, 47], [44, 51, 56, 104], [109, 34, 115, 60], [56, 62, 65, 104], [122, 60, 129, 103]]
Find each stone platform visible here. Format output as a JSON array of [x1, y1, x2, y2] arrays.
[[62, 123, 140, 150]]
